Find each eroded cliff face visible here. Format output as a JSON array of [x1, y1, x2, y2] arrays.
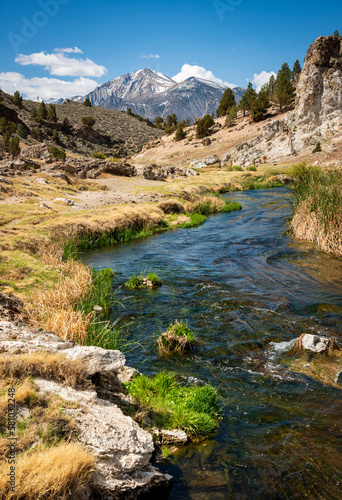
[[226, 36, 342, 167], [289, 35, 342, 149]]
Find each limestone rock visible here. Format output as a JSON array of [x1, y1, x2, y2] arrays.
[[155, 429, 188, 446], [190, 154, 220, 169], [35, 378, 172, 497], [21, 143, 50, 160], [63, 345, 126, 376], [300, 334, 331, 353]]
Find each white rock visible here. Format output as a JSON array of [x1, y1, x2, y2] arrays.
[[63, 345, 125, 376], [301, 334, 330, 353]]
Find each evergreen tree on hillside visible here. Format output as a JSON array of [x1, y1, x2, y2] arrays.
[[274, 63, 294, 111], [196, 114, 215, 138], [333, 30, 341, 38], [216, 88, 236, 117], [251, 87, 269, 122], [37, 101, 48, 122], [12, 91, 23, 109], [292, 60, 302, 80], [62, 116, 72, 134], [83, 98, 92, 107], [225, 104, 237, 127], [238, 83, 257, 116], [48, 103, 58, 122], [174, 123, 186, 141], [8, 136, 20, 157]]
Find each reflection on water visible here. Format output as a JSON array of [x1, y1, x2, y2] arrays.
[[83, 188, 342, 499]]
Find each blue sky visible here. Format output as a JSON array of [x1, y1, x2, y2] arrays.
[[0, 0, 341, 100]]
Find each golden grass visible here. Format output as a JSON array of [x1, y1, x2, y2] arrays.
[[291, 202, 342, 256], [0, 353, 90, 388], [0, 442, 95, 500]]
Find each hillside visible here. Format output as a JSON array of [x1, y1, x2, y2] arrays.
[[0, 91, 163, 158]]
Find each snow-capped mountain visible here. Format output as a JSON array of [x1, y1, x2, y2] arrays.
[[62, 69, 245, 123]]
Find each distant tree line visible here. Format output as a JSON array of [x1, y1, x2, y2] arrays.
[[216, 59, 302, 126]]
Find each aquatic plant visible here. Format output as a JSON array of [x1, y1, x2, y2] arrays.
[[157, 320, 196, 354]]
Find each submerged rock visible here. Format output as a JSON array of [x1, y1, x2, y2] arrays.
[[298, 333, 339, 353]]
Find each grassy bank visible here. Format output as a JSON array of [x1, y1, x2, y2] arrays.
[[290, 164, 342, 255]]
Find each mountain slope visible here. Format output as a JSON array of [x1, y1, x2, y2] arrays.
[[79, 69, 245, 123]]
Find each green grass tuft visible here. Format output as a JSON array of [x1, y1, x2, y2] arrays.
[[126, 371, 221, 436]]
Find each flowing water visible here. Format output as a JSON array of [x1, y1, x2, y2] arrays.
[[83, 188, 342, 499]]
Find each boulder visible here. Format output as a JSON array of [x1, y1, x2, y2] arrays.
[[299, 334, 334, 353], [21, 143, 50, 160], [35, 378, 172, 497], [63, 345, 126, 376], [190, 154, 220, 169], [202, 137, 211, 146], [0, 293, 24, 322], [154, 429, 188, 446]]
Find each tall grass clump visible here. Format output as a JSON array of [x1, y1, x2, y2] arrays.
[[126, 371, 221, 436], [290, 163, 342, 255], [158, 320, 196, 355]]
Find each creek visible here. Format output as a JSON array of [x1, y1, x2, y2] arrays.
[[83, 188, 342, 499]]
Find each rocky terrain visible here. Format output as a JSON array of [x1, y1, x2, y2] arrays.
[[0, 315, 172, 499], [66, 68, 246, 123]]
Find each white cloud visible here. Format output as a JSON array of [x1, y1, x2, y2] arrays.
[[251, 70, 276, 92], [15, 50, 107, 77], [54, 47, 83, 54], [0, 72, 98, 101], [141, 54, 160, 59], [172, 63, 237, 88]]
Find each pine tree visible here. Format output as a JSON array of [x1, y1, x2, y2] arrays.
[[48, 104, 58, 122], [12, 91, 23, 109], [217, 88, 236, 117], [225, 104, 237, 127], [333, 30, 342, 38], [238, 83, 257, 116], [196, 114, 215, 138], [62, 116, 72, 134], [83, 98, 92, 107], [268, 75, 276, 99], [37, 101, 48, 122], [292, 60, 302, 80], [174, 123, 186, 141], [8, 136, 20, 156], [52, 129, 60, 144], [251, 88, 269, 122], [274, 63, 294, 111]]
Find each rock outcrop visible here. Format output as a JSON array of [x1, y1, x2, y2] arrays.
[[225, 36, 342, 167], [0, 320, 172, 498]]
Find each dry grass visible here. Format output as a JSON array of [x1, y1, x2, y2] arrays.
[[157, 199, 185, 214], [0, 353, 90, 388], [0, 442, 95, 500], [291, 201, 342, 256]]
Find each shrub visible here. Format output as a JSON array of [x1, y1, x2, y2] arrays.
[[31, 127, 43, 141], [81, 116, 96, 128], [83, 98, 92, 107], [147, 273, 162, 286], [52, 129, 60, 144], [62, 116, 72, 134], [233, 165, 243, 171], [16, 123, 28, 139], [196, 114, 215, 138], [174, 124, 186, 141], [49, 146, 66, 161], [312, 141, 322, 153], [8, 136, 20, 156], [247, 166, 257, 171], [92, 152, 107, 159]]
